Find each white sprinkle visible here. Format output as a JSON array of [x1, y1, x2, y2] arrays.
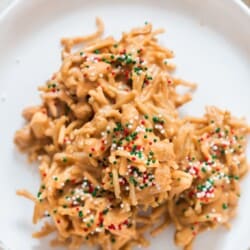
[[37, 155, 43, 161], [217, 216, 222, 222]]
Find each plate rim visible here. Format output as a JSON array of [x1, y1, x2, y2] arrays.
[[0, 0, 249, 23]]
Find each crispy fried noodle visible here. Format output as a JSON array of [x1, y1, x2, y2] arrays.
[[14, 18, 249, 250]]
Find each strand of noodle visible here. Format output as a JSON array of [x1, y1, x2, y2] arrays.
[[61, 17, 104, 52], [16, 190, 37, 203], [83, 37, 116, 52]]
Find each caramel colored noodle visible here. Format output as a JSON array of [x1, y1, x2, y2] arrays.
[[14, 18, 249, 250]]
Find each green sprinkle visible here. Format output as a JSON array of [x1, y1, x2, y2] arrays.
[[37, 192, 42, 198], [146, 75, 153, 80], [144, 135, 148, 139], [94, 49, 100, 54], [62, 157, 67, 163], [113, 44, 118, 48], [152, 116, 160, 123], [111, 237, 116, 243], [80, 52, 84, 56], [134, 66, 142, 75], [53, 209, 57, 214], [222, 203, 228, 210], [201, 167, 207, 173], [63, 204, 67, 208], [129, 176, 137, 186], [215, 128, 221, 133], [92, 188, 98, 197], [153, 138, 157, 143], [103, 208, 109, 215], [144, 114, 149, 119]]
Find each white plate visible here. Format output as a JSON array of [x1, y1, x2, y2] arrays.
[[0, 0, 249, 250]]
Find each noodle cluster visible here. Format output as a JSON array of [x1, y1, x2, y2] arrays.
[[14, 19, 249, 250]]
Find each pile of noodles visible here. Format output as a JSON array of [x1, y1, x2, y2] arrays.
[[14, 18, 249, 250]]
